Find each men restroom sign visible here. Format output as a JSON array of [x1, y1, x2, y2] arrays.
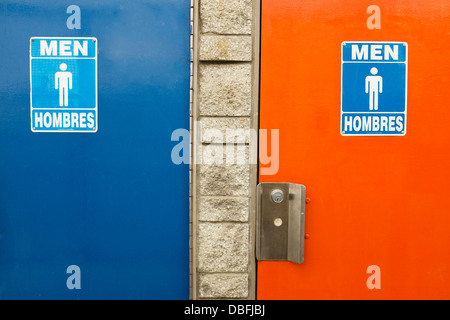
[[341, 42, 408, 136], [30, 37, 98, 132]]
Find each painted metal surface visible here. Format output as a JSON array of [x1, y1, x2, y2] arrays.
[[259, 0, 450, 299], [0, 0, 190, 299]]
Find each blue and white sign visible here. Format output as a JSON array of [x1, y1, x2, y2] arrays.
[[30, 37, 98, 132], [341, 41, 408, 136]]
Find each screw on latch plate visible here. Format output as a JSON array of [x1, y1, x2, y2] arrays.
[[270, 189, 284, 204]]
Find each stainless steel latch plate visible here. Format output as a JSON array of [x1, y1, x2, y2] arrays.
[[256, 182, 306, 264]]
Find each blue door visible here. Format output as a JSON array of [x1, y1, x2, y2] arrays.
[[0, 0, 190, 299]]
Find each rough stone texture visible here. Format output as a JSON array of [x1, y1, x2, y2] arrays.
[[199, 144, 250, 195], [200, 0, 253, 35], [199, 196, 249, 222], [199, 273, 248, 298], [199, 163, 250, 196], [193, 0, 257, 300], [200, 35, 252, 61], [200, 117, 251, 143], [199, 63, 252, 116], [198, 223, 249, 272]]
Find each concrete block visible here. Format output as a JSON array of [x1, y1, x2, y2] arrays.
[[199, 64, 252, 116], [200, 35, 252, 61], [200, 0, 253, 35], [199, 196, 249, 222], [198, 223, 249, 272], [199, 273, 248, 298]]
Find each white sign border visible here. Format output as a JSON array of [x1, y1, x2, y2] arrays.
[[340, 41, 408, 137], [29, 37, 98, 133]]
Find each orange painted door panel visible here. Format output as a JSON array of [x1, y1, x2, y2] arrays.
[[259, 0, 450, 299]]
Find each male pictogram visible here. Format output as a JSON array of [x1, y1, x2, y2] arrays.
[[55, 63, 72, 107], [365, 67, 383, 110]]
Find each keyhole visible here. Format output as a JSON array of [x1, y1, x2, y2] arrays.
[[271, 189, 284, 203]]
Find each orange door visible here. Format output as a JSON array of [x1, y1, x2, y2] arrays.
[[259, 0, 450, 299]]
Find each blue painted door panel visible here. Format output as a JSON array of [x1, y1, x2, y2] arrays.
[[0, 0, 190, 299]]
